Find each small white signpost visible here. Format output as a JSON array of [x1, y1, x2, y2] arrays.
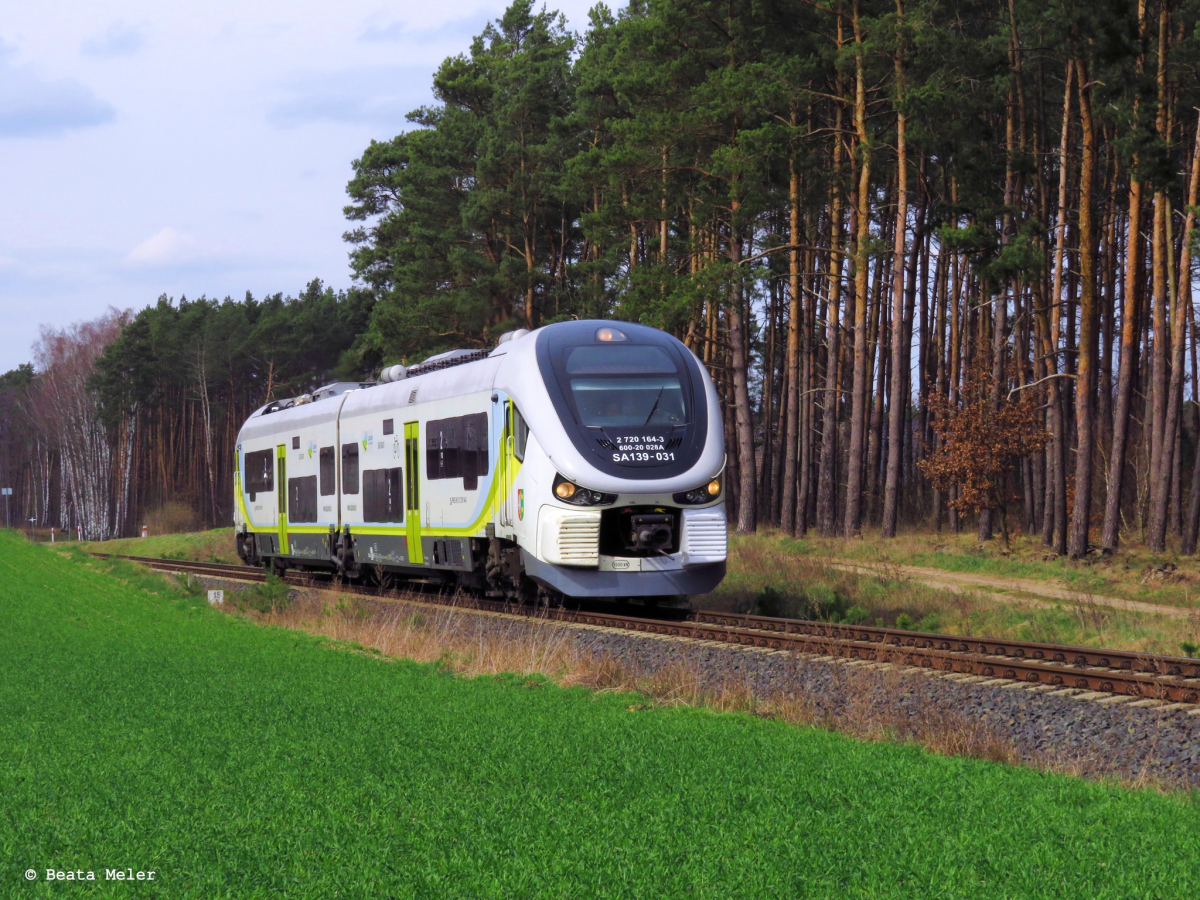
[[207, 590, 225, 606]]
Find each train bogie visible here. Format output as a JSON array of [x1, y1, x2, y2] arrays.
[[233, 321, 727, 599]]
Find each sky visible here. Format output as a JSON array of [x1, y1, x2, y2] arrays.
[[0, 0, 608, 372]]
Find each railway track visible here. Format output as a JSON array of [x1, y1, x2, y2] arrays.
[[106, 554, 1200, 706]]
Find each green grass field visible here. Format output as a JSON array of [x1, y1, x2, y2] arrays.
[[83, 528, 238, 564], [9, 530, 1200, 897]]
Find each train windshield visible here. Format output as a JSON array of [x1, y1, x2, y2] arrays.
[[565, 346, 688, 428], [536, 321, 710, 478]]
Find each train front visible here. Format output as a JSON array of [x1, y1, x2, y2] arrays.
[[499, 320, 727, 598]]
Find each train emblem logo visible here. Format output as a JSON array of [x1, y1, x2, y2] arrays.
[[517, 489, 524, 521]]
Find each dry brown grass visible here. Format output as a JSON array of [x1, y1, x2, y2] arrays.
[[226, 587, 1018, 770], [718, 532, 1200, 657], [744, 527, 1200, 610], [715, 536, 973, 629], [827, 664, 1019, 765]]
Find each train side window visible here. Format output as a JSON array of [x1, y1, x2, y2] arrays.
[[288, 476, 318, 523], [319, 447, 335, 496], [245, 449, 273, 500], [341, 442, 360, 495], [460, 414, 485, 490], [383, 418, 394, 436], [426, 418, 457, 481], [292, 436, 300, 450], [363, 467, 403, 522], [512, 406, 529, 462], [427, 413, 489, 490]]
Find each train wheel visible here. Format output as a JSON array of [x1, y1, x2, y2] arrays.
[[536, 586, 564, 609]]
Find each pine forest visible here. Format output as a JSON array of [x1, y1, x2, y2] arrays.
[[4, 0, 1200, 559]]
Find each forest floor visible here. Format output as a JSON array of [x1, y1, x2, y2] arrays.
[[84, 526, 1200, 658], [739, 529, 1200, 606], [7, 532, 1200, 897]]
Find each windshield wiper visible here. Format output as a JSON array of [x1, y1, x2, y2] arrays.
[[641, 387, 665, 426]]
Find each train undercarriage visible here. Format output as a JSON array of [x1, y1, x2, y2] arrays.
[[235, 526, 694, 606]]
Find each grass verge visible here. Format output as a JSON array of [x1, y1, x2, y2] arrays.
[[82, 524, 1200, 656], [757, 529, 1200, 607], [715, 533, 1200, 657], [3, 531, 1199, 897], [82, 527, 238, 564]]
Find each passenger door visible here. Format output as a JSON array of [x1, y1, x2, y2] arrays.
[[500, 402, 514, 527], [404, 422, 423, 564], [276, 444, 289, 556]]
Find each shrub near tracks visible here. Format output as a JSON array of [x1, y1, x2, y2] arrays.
[[1, 534, 1199, 899]]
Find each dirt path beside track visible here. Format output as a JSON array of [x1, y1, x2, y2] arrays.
[[824, 559, 1200, 619]]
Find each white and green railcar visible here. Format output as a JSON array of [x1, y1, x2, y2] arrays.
[[233, 320, 727, 599]]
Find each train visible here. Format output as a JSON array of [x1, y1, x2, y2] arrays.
[[233, 319, 727, 600]]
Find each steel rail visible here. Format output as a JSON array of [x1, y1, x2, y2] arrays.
[[109, 555, 267, 579], [688, 611, 1200, 678], [104, 554, 1200, 705]]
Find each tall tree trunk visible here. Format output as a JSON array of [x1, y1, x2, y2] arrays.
[[816, 70, 846, 536], [1185, 303, 1200, 553], [1045, 60, 1074, 554], [1147, 191, 1171, 548], [881, 0, 907, 537], [844, 0, 871, 538], [1147, 4, 1172, 550], [1159, 117, 1200, 548], [727, 225, 757, 534], [1151, 195, 1185, 550], [1069, 59, 1098, 559], [1101, 166, 1144, 550], [782, 141, 803, 534]]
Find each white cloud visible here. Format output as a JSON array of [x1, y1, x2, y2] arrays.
[[359, 20, 408, 42], [267, 65, 433, 129], [0, 43, 115, 138], [125, 228, 203, 266], [80, 22, 145, 58], [358, 10, 495, 44]]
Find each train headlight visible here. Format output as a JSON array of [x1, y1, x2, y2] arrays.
[[553, 474, 616, 506], [674, 475, 722, 505]]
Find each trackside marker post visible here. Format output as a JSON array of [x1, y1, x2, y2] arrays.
[[207, 590, 224, 605]]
